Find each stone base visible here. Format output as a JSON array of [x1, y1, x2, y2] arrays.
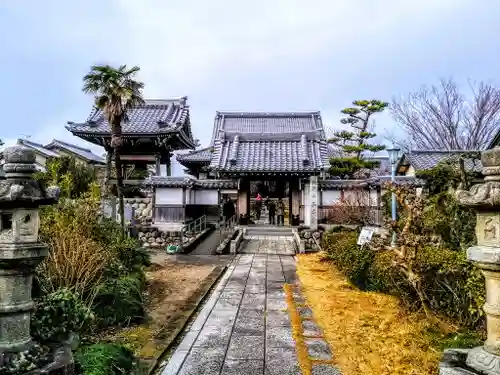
[[25, 346, 74, 375], [440, 347, 500, 375]]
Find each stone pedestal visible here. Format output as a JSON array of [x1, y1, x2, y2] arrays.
[[0, 143, 72, 375], [441, 146, 500, 374]]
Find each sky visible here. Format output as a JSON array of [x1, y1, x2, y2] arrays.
[[1, 1, 500, 175]]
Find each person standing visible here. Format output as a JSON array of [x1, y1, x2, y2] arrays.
[[222, 196, 235, 227], [276, 198, 285, 226], [268, 199, 276, 225], [255, 193, 262, 220]]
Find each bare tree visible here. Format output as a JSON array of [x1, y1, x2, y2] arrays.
[[390, 78, 500, 150]]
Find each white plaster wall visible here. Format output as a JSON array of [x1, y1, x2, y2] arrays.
[[155, 187, 183, 205], [189, 189, 196, 204], [195, 190, 219, 205], [322, 190, 341, 205]]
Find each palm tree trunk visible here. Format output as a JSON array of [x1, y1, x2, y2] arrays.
[[111, 120, 126, 235], [103, 148, 112, 197], [114, 149, 126, 234]]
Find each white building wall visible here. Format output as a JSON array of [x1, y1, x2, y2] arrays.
[[195, 190, 219, 205], [155, 187, 183, 205], [322, 190, 341, 205]]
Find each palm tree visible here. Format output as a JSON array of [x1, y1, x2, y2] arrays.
[[82, 64, 145, 232]]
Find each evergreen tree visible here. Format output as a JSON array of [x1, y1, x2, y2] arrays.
[[328, 100, 388, 179]]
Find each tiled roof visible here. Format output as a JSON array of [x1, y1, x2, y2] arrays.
[[45, 139, 104, 164], [319, 175, 425, 189], [67, 97, 194, 142], [210, 138, 329, 173], [211, 111, 325, 143], [9, 139, 104, 164], [176, 147, 213, 164], [367, 175, 426, 187], [144, 176, 237, 189], [18, 139, 60, 158], [210, 112, 329, 173], [400, 150, 482, 172]]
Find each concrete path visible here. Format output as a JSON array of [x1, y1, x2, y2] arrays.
[[160, 240, 340, 375]]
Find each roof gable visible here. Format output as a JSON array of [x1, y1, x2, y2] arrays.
[[45, 139, 104, 164]]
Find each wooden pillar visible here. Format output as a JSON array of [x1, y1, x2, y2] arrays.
[[237, 178, 249, 218], [155, 153, 161, 176]]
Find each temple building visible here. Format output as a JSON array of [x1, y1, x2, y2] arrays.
[[67, 97, 196, 181], [64, 99, 421, 227]]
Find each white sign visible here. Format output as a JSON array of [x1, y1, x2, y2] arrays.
[[309, 176, 318, 230], [357, 226, 376, 246]]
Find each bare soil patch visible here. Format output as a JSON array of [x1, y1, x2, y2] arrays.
[[100, 253, 216, 363]]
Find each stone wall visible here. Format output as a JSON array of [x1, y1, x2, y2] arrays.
[[138, 227, 195, 248], [124, 197, 153, 224]]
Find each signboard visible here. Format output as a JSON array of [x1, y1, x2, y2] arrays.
[[309, 176, 318, 230], [357, 226, 376, 246]]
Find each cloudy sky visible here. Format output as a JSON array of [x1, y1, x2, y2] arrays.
[[1, 1, 499, 175]]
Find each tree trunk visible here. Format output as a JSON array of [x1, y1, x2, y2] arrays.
[[111, 120, 126, 235], [103, 148, 112, 197], [114, 149, 126, 234]]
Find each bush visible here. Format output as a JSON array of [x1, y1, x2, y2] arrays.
[[93, 217, 151, 278], [31, 288, 94, 344], [322, 231, 374, 288], [38, 194, 111, 297], [92, 274, 145, 328], [322, 231, 485, 329], [75, 343, 135, 375]]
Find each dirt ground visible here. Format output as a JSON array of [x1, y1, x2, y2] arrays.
[[103, 251, 216, 362]]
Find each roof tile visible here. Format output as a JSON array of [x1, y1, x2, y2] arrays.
[[67, 98, 192, 137], [402, 150, 482, 172]]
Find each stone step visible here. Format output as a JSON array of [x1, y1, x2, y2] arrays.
[[245, 229, 294, 237], [245, 226, 293, 233]]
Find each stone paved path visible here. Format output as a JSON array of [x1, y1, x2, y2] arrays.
[[160, 240, 340, 375], [239, 239, 296, 256]]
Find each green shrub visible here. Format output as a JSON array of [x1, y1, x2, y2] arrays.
[[94, 217, 151, 277], [322, 231, 374, 288], [92, 274, 145, 328], [75, 343, 135, 375], [31, 288, 94, 344]]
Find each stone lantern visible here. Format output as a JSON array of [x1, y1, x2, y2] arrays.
[[0, 143, 72, 374], [440, 146, 500, 374]]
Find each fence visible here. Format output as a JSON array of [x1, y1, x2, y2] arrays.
[[299, 205, 384, 226]]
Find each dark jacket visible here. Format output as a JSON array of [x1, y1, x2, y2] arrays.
[[222, 200, 235, 218], [268, 201, 276, 215]]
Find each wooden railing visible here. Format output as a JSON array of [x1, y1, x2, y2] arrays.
[[183, 215, 208, 234], [154, 205, 185, 223]]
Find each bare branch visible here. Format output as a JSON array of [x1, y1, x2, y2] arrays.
[[390, 78, 500, 150]]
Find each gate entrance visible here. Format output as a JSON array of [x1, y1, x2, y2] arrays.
[[248, 179, 291, 226]]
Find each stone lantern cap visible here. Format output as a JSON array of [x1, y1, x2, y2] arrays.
[[0, 143, 60, 209], [456, 147, 500, 209]]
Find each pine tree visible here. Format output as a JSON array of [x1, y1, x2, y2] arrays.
[[328, 100, 388, 179]]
